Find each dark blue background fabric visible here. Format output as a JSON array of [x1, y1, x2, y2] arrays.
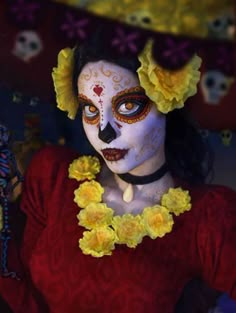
[[0, 85, 93, 155]]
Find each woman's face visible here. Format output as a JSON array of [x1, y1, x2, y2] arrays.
[[78, 60, 166, 174]]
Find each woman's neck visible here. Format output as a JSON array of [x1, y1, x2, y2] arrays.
[[100, 144, 175, 215], [127, 143, 167, 177]]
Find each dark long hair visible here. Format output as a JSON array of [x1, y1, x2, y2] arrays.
[[72, 32, 213, 185]]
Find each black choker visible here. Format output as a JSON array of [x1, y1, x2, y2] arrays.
[[117, 163, 169, 185]]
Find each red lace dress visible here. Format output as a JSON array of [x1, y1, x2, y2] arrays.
[[0, 145, 235, 313]]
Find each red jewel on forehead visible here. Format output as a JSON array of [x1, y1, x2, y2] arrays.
[[93, 84, 103, 97]]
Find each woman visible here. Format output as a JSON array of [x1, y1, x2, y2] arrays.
[[0, 35, 235, 313]]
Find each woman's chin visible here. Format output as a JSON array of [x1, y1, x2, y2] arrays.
[[104, 159, 141, 175]]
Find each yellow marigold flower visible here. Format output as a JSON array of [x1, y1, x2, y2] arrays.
[[137, 40, 202, 113], [161, 187, 192, 216], [74, 181, 104, 209], [112, 214, 146, 248], [77, 203, 114, 229], [68, 155, 101, 181], [52, 48, 78, 120], [142, 205, 174, 239], [79, 226, 117, 257]]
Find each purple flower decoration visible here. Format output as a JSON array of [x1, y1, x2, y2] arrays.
[[112, 27, 139, 54], [61, 12, 89, 40], [153, 35, 195, 70], [162, 37, 191, 65], [10, 0, 40, 23]]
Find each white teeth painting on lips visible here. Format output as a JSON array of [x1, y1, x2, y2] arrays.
[[101, 148, 129, 161]]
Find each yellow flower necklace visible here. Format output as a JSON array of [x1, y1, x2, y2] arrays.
[[69, 156, 192, 258]]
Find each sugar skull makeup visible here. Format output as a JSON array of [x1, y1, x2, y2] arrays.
[[78, 61, 166, 174]]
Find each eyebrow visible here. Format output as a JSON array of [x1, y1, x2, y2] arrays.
[[112, 86, 146, 104], [78, 94, 94, 105]]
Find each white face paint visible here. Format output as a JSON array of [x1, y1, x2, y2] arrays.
[[78, 61, 166, 174]]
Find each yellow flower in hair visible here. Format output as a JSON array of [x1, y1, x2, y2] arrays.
[[112, 214, 146, 248], [142, 205, 174, 239], [74, 180, 104, 209], [52, 48, 78, 119], [161, 187, 192, 216], [137, 40, 202, 113], [77, 203, 114, 230], [68, 156, 101, 181], [79, 226, 117, 257]]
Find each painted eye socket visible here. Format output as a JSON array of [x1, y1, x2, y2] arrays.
[[82, 104, 99, 125], [117, 102, 140, 116], [113, 96, 151, 124], [116, 99, 148, 118], [83, 105, 99, 118]]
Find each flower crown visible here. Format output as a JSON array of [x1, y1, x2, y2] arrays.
[[52, 41, 201, 119]]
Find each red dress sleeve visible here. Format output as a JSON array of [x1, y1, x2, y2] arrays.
[[20, 145, 78, 312], [0, 145, 77, 313], [197, 185, 236, 300], [0, 147, 51, 312]]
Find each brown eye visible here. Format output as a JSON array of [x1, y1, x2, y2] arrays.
[[112, 91, 151, 124], [125, 102, 135, 110], [84, 105, 98, 117], [88, 106, 97, 113], [117, 102, 140, 115], [83, 105, 99, 124]]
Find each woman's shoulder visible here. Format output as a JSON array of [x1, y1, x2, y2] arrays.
[[21, 145, 80, 220], [25, 145, 79, 178], [190, 184, 236, 211], [186, 183, 236, 233], [22, 145, 80, 205], [29, 144, 79, 166], [170, 183, 236, 279], [173, 183, 236, 242]]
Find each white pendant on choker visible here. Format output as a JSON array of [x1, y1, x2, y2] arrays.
[[123, 183, 134, 203]]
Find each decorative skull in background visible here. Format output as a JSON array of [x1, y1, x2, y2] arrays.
[[220, 129, 233, 147], [200, 70, 233, 105], [125, 10, 153, 29], [12, 30, 43, 63], [208, 11, 235, 40]]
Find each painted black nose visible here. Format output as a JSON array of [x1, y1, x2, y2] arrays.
[[98, 122, 117, 143]]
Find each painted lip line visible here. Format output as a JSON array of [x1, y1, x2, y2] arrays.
[[101, 148, 129, 161]]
